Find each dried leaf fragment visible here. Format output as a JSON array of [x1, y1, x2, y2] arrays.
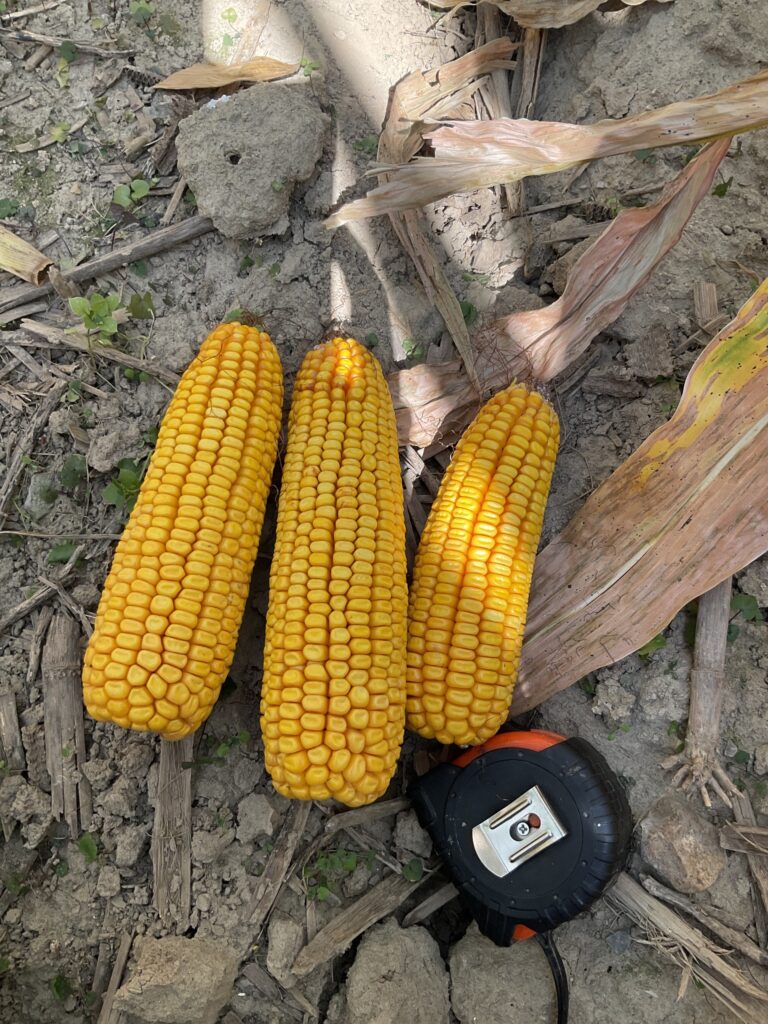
[[430, 1, 674, 29], [155, 57, 299, 90], [0, 225, 51, 285], [329, 68, 768, 226], [512, 275, 768, 713]]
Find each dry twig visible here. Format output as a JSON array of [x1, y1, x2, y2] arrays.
[[151, 737, 193, 928]]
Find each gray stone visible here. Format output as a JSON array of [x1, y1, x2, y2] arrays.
[[236, 794, 278, 842], [0, 775, 52, 847], [592, 673, 636, 725], [70, 581, 100, 609], [119, 740, 156, 780], [265, 912, 304, 988], [96, 864, 121, 898], [450, 922, 556, 1024], [342, 863, 372, 898], [81, 758, 116, 792], [640, 793, 726, 893], [23, 471, 58, 521], [754, 743, 768, 777], [98, 776, 139, 818], [112, 935, 239, 1024], [115, 825, 148, 868], [87, 418, 142, 472], [393, 810, 432, 861], [176, 83, 329, 239], [192, 828, 235, 865], [343, 918, 449, 1024]]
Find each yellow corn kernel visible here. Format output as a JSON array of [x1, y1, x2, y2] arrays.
[[82, 323, 283, 740], [261, 338, 407, 808], [406, 382, 559, 746]]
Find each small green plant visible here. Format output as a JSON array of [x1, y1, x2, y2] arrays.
[[113, 178, 151, 209], [181, 730, 251, 768], [271, 178, 285, 193], [353, 134, 378, 156], [401, 857, 424, 882], [0, 197, 20, 218], [462, 271, 490, 285], [50, 974, 73, 1002], [102, 458, 144, 511], [300, 56, 321, 77], [363, 332, 379, 349], [238, 255, 254, 274], [127, 290, 155, 320], [0, 958, 10, 974], [712, 175, 734, 198], [221, 5, 238, 21], [68, 292, 121, 341], [122, 367, 150, 383], [460, 300, 478, 326], [731, 592, 762, 622], [129, 0, 154, 26], [77, 832, 99, 864], [632, 148, 655, 163], [268, 262, 280, 279], [54, 860, 69, 878], [48, 542, 77, 565], [3, 872, 30, 897], [158, 12, 180, 34], [731, 749, 750, 766], [637, 634, 666, 658], [303, 846, 361, 901], [55, 40, 78, 87], [50, 122, 71, 143], [402, 338, 425, 360], [131, 259, 149, 277]]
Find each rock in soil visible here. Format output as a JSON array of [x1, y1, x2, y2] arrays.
[[393, 809, 433, 860], [450, 923, 556, 1024], [339, 918, 449, 1024], [176, 83, 329, 239], [639, 793, 727, 893], [112, 936, 239, 1024], [265, 911, 305, 989], [236, 793, 278, 842]]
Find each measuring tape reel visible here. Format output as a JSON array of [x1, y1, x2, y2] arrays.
[[410, 727, 632, 946]]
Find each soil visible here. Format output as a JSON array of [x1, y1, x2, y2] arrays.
[[0, 1, 766, 1023]]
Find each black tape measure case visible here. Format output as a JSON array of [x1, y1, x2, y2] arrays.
[[410, 727, 632, 946]]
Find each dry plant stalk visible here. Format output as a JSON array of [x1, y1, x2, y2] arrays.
[[155, 57, 299, 90], [42, 611, 92, 835], [151, 736, 193, 928], [609, 874, 768, 1024], [328, 69, 768, 226], [0, 224, 51, 284], [511, 275, 768, 714], [390, 139, 728, 447], [431, 0, 673, 29], [377, 37, 518, 390]]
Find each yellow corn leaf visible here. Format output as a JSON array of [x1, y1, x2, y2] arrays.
[[155, 57, 299, 90], [328, 69, 768, 227], [0, 225, 51, 285], [431, 1, 673, 29], [390, 139, 729, 447], [511, 279, 768, 715]]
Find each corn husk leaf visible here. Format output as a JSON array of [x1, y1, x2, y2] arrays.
[[155, 57, 299, 91], [328, 69, 768, 227], [510, 277, 768, 714], [430, 0, 673, 29], [390, 138, 729, 446], [0, 225, 52, 285]]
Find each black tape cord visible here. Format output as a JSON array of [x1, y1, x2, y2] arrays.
[[535, 931, 569, 1024]]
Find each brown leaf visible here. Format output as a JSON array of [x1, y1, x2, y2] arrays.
[[511, 276, 768, 714], [155, 57, 299, 91], [389, 139, 729, 447], [328, 68, 768, 226], [430, 0, 673, 29], [0, 225, 51, 285]]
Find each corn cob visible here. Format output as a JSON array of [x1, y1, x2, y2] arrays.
[[406, 383, 559, 747], [261, 337, 407, 807], [83, 322, 283, 740]]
